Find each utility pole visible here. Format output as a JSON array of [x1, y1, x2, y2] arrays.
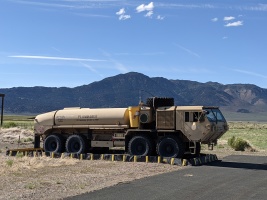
[[0, 94, 4, 126]]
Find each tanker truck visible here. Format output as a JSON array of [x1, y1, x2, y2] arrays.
[[33, 97, 228, 158]]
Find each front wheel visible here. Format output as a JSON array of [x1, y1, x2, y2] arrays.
[[157, 136, 184, 158], [128, 136, 153, 156]]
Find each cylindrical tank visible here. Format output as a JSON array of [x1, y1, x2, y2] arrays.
[[55, 108, 130, 126]]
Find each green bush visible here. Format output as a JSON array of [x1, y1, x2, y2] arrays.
[[228, 136, 236, 147], [23, 137, 33, 142], [228, 136, 251, 151], [3, 122, 17, 128], [16, 152, 24, 158], [6, 159, 14, 167]]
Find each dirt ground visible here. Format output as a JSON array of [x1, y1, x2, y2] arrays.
[[0, 128, 266, 200]]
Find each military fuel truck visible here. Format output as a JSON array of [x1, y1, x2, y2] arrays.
[[33, 97, 228, 158]]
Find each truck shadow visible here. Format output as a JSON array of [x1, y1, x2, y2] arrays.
[[206, 160, 267, 171]]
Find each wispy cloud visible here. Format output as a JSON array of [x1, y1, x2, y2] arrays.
[[9, 55, 106, 62], [116, 8, 125, 15], [224, 16, 235, 21], [136, 2, 155, 18], [211, 17, 218, 22], [157, 15, 165, 20], [80, 62, 104, 77], [222, 15, 243, 27], [114, 52, 165, 56], [233, 69, 267, 79], [174, 44, 200, 58], [145, 11, 153, 18], [136, 2, 154, 13], [9, 0, 77, 9], [10, 0, 124, 9], [242, 4, 267, 11], [225, 21, 243, 27], [116, 8, 131, 20], [101, 50, 129, 73]]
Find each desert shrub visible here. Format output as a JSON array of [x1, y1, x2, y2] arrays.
[[6, 159, 14, 167], [23, 137, 33, 142], [16, 152, 24, 158], [3, 122, 17, 128], [228, 136, 251, 151], [228, 136, 236, 147], [25, 183, 36, 190]]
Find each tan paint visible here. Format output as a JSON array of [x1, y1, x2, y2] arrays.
[[55, 107, 129, 126]]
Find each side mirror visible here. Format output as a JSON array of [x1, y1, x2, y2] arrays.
[[202, 110, 209, 115]]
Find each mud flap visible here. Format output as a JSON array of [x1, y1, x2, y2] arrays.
[[34, 134, 41, 148]]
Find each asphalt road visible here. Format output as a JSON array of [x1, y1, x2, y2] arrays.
[[67, 155, 267, 200]]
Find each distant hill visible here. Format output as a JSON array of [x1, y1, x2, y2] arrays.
[[1, 72, 267, 116]]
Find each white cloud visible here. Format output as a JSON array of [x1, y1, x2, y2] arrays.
[[157, 15, 165, 20], [225, 21, 243, 27], [116, 8, 125, 15], [222, 36, 228, 39], [136, 2, 154, 13], [211, 17, 218, 22], [224, 16, 235, 21], [116, 8, 131, 20], [9, 55, 106, 62], [145, 11, 153, 18], [119, 14, 131, 20]]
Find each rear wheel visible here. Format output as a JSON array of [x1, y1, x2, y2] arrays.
[[128, 136, 153, 156], [65, 135, 87, 154], [157, 136, 184, 158], [44, 134, 64, 153]]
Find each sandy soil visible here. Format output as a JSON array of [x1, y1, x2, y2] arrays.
[[0, 128, 266, 200], [0, 128, 183, 200]]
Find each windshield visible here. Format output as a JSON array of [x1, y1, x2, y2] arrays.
[[205, 108, 226, 122]]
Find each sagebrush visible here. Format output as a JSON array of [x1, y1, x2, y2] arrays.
[[227, 136, 251, 151]]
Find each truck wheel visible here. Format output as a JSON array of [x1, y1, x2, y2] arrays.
[[157, 137, 184, 158], [65, 135, 86, 154], [128, 136, 153, 156], [44, 134, 64, 153]]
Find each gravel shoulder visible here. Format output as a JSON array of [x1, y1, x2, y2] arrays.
[[0, 128, 266, 200]]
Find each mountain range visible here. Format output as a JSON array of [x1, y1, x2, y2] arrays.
[[1, 72, 267, 115]]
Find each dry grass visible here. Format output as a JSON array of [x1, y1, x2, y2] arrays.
[[0, 125, 266, 199], [0, 154, 181, 200]]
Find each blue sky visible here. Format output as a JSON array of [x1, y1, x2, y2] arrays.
[[1, 0, 267, 89]]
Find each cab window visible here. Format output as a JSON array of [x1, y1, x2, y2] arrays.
[[185, 112, 201, 122]]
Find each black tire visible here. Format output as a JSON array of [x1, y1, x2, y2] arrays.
[[146, 97, 174, 108], [43, 134, 64, 153], [157, 136, 185, 158], [128, 136, 153, 156], [65, 135, 86, 154]]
